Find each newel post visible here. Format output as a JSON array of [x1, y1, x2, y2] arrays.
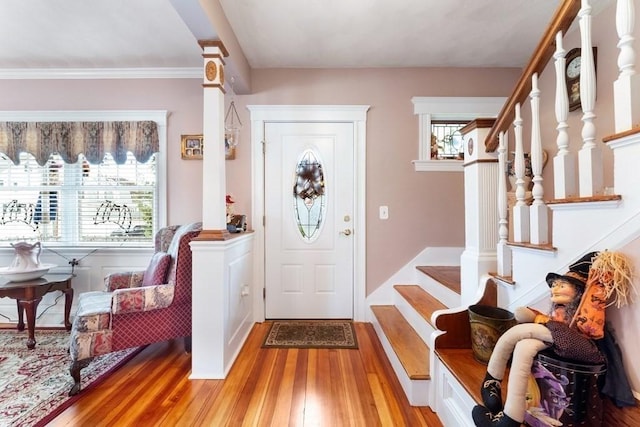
[[460, 119, 499, 304]]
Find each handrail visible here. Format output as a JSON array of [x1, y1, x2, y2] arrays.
[[484, 0, 581, 152]]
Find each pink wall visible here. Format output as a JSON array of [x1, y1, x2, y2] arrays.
[[0, 78, 205, 226], [228, 67, 520, 293], [0, 67, 520, 296]]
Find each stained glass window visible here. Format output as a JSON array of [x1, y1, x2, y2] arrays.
[[293, 150, 326, 241], [430, 121, 468, 160]]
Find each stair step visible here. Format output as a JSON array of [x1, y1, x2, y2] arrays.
[[370, 305, 430, 380], [394, 284, 447, 328], [416, 266, 461, 294]]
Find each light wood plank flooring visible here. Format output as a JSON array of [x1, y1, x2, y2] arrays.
[[50, 322, 442, 426]]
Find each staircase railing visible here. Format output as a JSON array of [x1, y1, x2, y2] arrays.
[[493, 0, 640, 275], [484, 0, 581, 153]]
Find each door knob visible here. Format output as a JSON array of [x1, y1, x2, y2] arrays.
[[340, 229, 352, 236]]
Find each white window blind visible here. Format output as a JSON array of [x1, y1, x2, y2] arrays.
[[0, 152, 157, 246]]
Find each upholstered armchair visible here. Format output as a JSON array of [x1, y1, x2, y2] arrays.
[[68, 222, 202, 395]]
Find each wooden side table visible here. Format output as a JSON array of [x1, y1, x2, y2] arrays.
[[0, 273, 74, 349]]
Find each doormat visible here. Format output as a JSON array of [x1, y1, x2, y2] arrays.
[[262, 320, 358, 349]]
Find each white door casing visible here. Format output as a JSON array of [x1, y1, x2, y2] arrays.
[[248, 105, 369, 321], [264, 122, 353, 318]]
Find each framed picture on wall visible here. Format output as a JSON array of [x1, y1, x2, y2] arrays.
[[181, 134, 204, 160]]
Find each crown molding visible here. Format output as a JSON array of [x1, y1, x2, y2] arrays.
[[0, 67, 201, 80]]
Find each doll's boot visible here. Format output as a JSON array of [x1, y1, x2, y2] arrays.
[[472, 405, 520, 427], [480, 372, 503, 414]]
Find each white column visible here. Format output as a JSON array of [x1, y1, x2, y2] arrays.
[[553, 31, 577, 199], [529, 74, 549, 245], [460, 119, 498, 305], [512, 103, 530, 243], [199, 41, 230, 237], [497, 131, 512, 277], [614, 0, 640, 132], [578, 0, 604, 197]]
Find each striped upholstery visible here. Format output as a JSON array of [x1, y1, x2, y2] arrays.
[[69, 222, 202, 394]]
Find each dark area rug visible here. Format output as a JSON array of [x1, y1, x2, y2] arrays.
[[262, 320, 358, 349], [0, 329, 142, 427]]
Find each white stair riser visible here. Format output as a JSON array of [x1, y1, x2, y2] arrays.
[[393, 290, 437, 343], [369, 308, 430, 406], [415, 273, 460, 308]]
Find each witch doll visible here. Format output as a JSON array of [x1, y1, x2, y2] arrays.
[[472, 251, 635, 427]]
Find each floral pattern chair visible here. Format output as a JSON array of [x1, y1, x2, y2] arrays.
[[68, 222, 202, 395]]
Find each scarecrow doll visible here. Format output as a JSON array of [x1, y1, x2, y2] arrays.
[[472, 251, 635, 427]]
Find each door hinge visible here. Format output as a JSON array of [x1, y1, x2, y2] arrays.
[[263, 215, 265, 226], [261, 139, 266, 154], [263, 288, 266, 299]]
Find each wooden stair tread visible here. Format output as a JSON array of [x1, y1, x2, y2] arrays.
[[394, 285, 447, 327], [416, 266, 461, 294], [371, 305, 430, 380], [435, 348, 509, 405]]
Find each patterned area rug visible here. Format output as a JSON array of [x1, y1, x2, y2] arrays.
[[262, 320, 358, 349], [0, 329, 142, 427]]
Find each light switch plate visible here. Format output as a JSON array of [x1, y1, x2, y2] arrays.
[[379, 206, 389, 220]]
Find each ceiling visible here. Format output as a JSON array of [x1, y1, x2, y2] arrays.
[[0, 0, 570, 71]]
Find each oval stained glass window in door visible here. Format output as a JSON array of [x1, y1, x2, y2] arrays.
[[293, 149, 326, 241]]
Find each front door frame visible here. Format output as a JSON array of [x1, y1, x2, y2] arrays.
[[248, 105, 369, 322]]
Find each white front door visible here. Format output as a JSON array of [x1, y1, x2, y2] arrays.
[[264, 122, 354, 319]]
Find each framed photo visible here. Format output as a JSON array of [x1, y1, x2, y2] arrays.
[[181, 134, 203, 160]]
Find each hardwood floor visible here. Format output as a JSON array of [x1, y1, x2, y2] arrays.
[[50, 322, 442, 426]]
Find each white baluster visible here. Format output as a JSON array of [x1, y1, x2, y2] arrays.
[[579, 0, 604, 197], [529, 73, 549, 245], [497, 131, 512, 276], [614, 0, 640, 132], [512, 103, 530, 243], [553, 31, 577, 199]]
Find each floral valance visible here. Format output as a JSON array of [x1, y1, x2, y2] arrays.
[[0, 120, 158, 165]]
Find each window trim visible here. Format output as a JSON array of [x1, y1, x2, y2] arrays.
[[411, 97, 506, 172], [0, 110, 168, 244]]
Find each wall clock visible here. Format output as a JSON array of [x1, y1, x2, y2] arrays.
[[565, 47, 597, 112]]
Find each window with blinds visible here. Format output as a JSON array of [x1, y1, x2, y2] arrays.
[[0, 152, 157, 246]]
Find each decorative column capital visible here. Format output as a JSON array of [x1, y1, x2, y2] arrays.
[[198, 40, 228, 92]]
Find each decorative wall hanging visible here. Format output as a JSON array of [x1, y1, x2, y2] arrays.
[[224, 76, 241, 161], [180, 134, 203, 160]]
